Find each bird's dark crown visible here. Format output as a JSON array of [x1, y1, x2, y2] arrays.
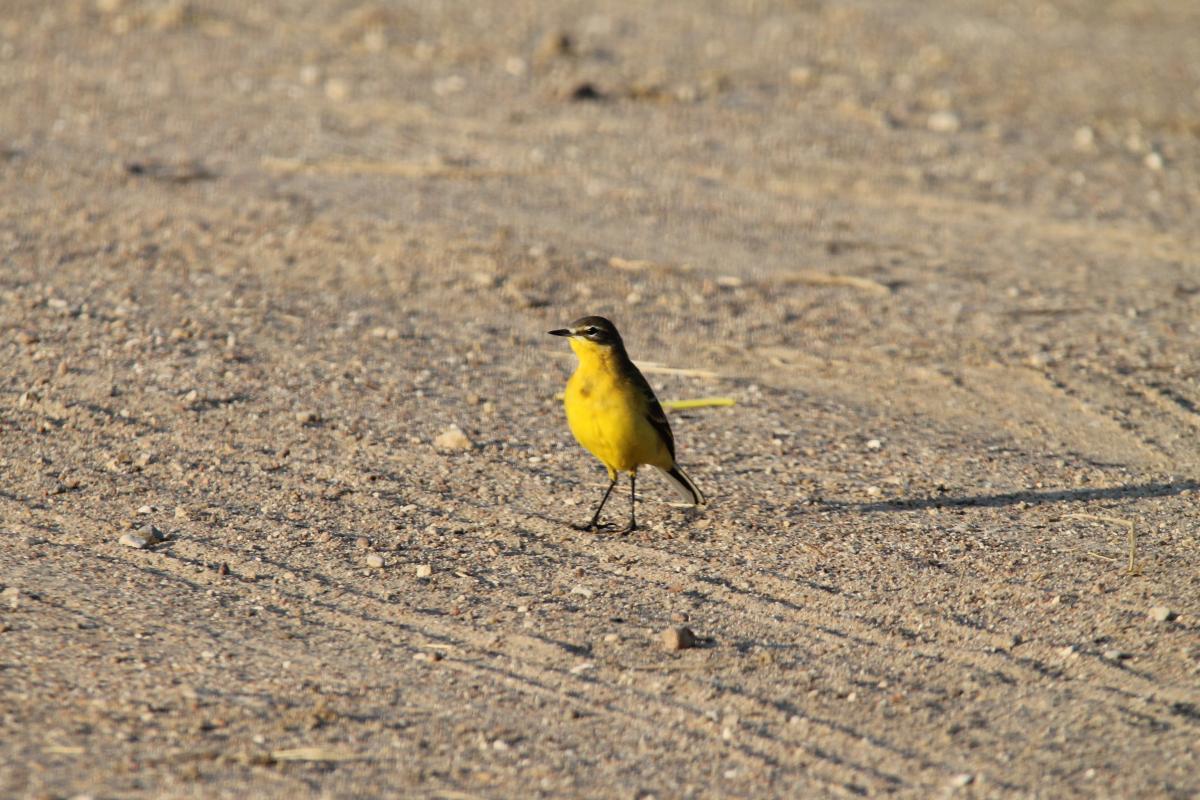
[[549, 315, 625, 347]]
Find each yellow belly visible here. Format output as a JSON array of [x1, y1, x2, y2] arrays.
[[564, 368, 671, 475]]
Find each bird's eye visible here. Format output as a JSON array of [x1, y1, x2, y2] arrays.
[[586, 326, 599, 336]]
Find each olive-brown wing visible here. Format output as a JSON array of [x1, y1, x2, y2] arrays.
[[626, 363, 676, 461]]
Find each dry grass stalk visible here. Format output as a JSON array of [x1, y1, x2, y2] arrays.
[[270, 746, 362, 762], [661, 397, 736, 410], [1067, 513, 1139, 575], [261, 157, 509, 179]]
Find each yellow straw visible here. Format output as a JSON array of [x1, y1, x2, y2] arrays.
[[661, 397, 736, 410]]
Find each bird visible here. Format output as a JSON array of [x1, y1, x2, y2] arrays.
[[549, 315, 705, 533]]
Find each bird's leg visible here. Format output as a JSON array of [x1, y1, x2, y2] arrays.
[[577, 476, 618, 531], [618, 472, 637, 534]]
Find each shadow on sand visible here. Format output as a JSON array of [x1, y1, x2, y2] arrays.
[[843, 479, 1198, 513]]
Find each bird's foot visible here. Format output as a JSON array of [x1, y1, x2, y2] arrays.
[[616, 522, 638, 536]]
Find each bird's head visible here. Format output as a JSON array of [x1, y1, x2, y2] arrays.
[[548, 315, 625, 357]]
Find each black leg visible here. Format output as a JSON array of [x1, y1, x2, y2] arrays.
[[619, 473, 637, 534], [576, 477, 618, 531]]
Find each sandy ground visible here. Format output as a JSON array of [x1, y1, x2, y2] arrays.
[[2, 1, 1200, 797]]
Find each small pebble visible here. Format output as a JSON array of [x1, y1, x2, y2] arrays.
[[119, 524, 164, 549], [354, 536, 370, 549], [415, 564, 433, 578], [866, 438, 882, 450], [997, 633, 1021, 651], [1103, 649, 1131, 662], [299, 64, 321, 86], [217, 563, 229, 576], [2, 587, 20, 610], [434, 425, 472, 451], [1027, 351, 1052, 368], [137, 505, 153, 515], [1148, 606, 1176, 623], [534, 30, 572, 64], [295, 410, 319, 425], [662, 626, 698, 652], [366, 553, 385, 569], [927, 111, 961, 133], [566, 82, 604, 102], [949, 773, 974, 788], [119, 532, 151, 549], [788, 65, 814, 87], [324, 77, 350, 101], [432, 75, 466, 96]]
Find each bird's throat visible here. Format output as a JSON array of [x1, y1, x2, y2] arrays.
[[568, 337, 623, 373]]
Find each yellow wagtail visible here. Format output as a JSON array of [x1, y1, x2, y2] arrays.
[[549, 316, 705, 533]]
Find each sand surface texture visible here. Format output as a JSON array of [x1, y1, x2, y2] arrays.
[[2, 1, 1199, 797]]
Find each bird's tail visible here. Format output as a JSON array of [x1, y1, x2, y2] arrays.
[[654, 464, 706, 506]]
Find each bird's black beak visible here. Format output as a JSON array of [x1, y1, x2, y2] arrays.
[[548, 328, 572, 337]]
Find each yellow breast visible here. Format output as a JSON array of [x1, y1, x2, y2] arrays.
[[562, 349, 671, 474]]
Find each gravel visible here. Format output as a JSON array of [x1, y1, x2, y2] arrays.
[[2, 2, 1198, 798]]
